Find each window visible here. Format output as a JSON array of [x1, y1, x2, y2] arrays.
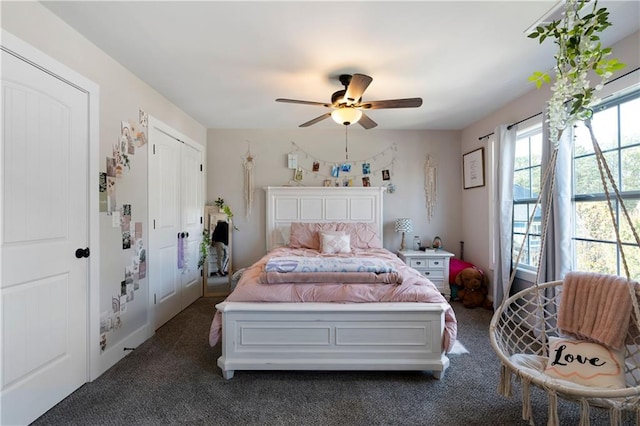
[[572, 90, 640, 277], [512, 125, 543, 270]]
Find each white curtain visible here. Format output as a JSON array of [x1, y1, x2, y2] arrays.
[[492, 124, 517, 309], [538, 114, 573, 283]]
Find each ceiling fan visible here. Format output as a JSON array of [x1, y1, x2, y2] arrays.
[[276, 73, 423, 129]]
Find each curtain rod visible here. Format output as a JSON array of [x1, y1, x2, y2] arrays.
[[477, 66, 640, 141], [478, 112, 542, 141]]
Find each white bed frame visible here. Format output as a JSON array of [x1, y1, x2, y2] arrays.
[[216, 186, 450, 379]]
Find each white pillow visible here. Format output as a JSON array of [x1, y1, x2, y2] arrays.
[[320, 232, 351, 254], [279, 226, 291, 245], [544, 337, 626, 389]]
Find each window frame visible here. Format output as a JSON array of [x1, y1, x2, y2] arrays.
[[511, 123, 543, 278], [571, 89, 640, 276]]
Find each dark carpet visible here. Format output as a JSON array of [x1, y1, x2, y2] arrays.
[[32, 298, 633, 425]]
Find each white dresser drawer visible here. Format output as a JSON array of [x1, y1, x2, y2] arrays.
[[421, 270, 444, 280], [428, 259, 444, 269], [409, 258, 428, 269]]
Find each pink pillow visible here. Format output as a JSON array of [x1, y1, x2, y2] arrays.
[[336, 222, 382, 249], [289, 222, 338, 249]]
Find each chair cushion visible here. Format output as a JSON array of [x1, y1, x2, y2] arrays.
[[543, 337, 625, 389]]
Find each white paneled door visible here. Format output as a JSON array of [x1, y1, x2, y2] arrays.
[[1, 48, 89, 424], [148, 121, 203, 329], [179, 144, 204, 310]]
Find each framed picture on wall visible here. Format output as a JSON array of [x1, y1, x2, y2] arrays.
[[462, 147, 485, 189], [287, 153, 298, 169]]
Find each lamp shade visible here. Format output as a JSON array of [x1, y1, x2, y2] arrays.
[[394, 218, 413, 233], [331, 108, 362, 125]]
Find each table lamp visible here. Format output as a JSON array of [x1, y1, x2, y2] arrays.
[[394, 218, 413, 251]]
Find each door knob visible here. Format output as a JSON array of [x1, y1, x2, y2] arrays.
[[75, 247, 90, 258]]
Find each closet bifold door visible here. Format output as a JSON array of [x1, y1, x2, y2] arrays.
[[148, 118, 203, 329]]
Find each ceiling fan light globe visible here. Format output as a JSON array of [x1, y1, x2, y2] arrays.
[[331, 108, 362, 126]]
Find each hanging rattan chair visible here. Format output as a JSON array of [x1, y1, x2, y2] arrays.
[[489, 118, 640, 425]]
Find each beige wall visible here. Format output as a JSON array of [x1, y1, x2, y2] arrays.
[[207, 128, 463, 268], [459, 31, 640, 282], [1, 2, 207, 374]]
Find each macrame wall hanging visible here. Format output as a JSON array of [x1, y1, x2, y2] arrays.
[[424, 154, 437, 222], [242, 143, 254, 220]]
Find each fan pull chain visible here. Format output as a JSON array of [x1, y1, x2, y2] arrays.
[[345, 125, 349, 161]]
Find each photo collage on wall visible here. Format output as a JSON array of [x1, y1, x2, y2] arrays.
[[287, 141, 397, 192], [98, 109, 149, 353]]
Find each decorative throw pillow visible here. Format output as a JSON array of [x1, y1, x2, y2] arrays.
[[320, 232, 351, 254], [289, 222, 338, 249], [544, 336, 626, 388]]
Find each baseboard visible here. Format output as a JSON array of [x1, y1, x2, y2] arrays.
[[91, 323, 152, 380]]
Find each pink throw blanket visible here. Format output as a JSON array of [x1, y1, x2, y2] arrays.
[[209, 247, 457, 352], [558, 271, 636, 350]]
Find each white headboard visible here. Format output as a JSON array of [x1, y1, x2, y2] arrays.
[[264, 186, 386, 251]]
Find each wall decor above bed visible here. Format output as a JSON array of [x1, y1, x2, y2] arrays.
[[287, 141, 397, 188]]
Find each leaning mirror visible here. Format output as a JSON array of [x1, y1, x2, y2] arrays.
[[203, 206, 232, 296]]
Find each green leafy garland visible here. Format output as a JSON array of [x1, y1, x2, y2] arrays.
[[214, 197, 234, 219], [198, 228, 211, 269], [527, 0, 625, 144]]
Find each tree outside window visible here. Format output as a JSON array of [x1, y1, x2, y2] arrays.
[[572, 91, 640, 277]]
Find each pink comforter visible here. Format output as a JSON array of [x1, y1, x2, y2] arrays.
[[208, 247, 458, 352]]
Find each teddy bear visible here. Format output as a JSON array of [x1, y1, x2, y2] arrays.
[[455, 267, 492, 309]]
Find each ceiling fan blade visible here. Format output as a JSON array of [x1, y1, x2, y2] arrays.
[[358, 112, 378, 129], [299, 112, 332, 127], [344, 74, 373, 104], [360, 98, 423, 109], [276, 98, 331, 107]]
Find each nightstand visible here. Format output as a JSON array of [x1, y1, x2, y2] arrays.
[[397, 249, 454, 300]]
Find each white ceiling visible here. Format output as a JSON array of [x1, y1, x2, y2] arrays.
[[42, 1, 640, 130]]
